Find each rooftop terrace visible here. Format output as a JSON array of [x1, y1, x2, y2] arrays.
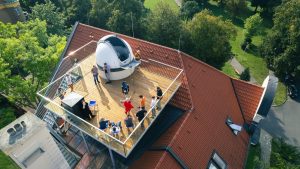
[[37, 41, 183, 157]]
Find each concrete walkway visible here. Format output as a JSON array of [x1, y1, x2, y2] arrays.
[[261, 98, 300, 147], [174, 0, 182, 7], [229, 57, 257, 83]]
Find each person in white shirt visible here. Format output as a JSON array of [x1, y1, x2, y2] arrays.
[[65, 74, 74, 92], [150, 96, 156, 118]]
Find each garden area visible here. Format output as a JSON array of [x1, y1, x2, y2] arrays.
[[143, 0, 287, 105], [245, 139, 300, 169]]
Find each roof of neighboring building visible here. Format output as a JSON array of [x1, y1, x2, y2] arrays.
[[40, 23, 264, 168]]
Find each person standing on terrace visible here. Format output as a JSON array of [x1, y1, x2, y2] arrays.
[[121, 98, 134, 115], [124, 115, 134, 132], [150, 96, 156, 118], [136, 107, 146, 128], [121, 81, 129, 97], [139, 95, 146, 110], [65, 74, 74, 92], [91, 65, 100, 85], [134, 50, 141, 61], [103, 63, 111, 84], [156, 87, 163, 110]]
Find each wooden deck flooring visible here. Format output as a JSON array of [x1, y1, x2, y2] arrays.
[[44, 53, 182, 156]]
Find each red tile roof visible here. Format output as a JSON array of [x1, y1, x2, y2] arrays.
[[46, 23, 264, 168], [231, 79, 264, 123]]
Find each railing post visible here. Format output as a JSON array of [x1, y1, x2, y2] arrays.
[[80, 131, 91, 153], [109, 148, 116, 169]]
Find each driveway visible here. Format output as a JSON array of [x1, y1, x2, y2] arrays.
[[260, 95, 300, 147]]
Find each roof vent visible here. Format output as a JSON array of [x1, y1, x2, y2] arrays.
[[226, 117, 242, 135]]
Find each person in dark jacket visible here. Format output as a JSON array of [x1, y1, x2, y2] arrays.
[[136, 107, 147, 128], [121, 81, 129, 97], [124, 115, 134, 131], [99, 118, 110, 130], [156, 86, 163, 110], [81, 99, 95, 120]]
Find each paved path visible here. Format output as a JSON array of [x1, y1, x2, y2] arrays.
[[174, 0, 182, 7], [229, 57, 257, 83], [261, 96, 300, 147]]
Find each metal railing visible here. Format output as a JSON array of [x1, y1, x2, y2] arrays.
[[37, 41, 183, 157]]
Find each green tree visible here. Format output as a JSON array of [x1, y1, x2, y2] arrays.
[[30, 1, 67, 36], [0, 20, 66, 109], [261, 0, 300, 80], [223, 0, 247, 17], [52, 0, 92, 26], [187, 10, 236, 68], [240, 68, 250, 81], [180, 1, 200, 19], [89, 0, 147, 38], [89, 0, 110, 29], [244, 13, 263, 42], [146, 1, 182, 49]]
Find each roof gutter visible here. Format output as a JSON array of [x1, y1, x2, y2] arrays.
[[150, 146, 189, 169]]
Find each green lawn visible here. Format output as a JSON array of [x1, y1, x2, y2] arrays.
[[205, 1, 286, 105], [144, 0, 179, 11], [222, 61, 239, 79], [245, 145, 261, 169], [0, 108, 19, 169], [0, 151, 19, 169]]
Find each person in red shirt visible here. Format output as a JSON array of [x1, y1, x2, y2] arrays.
[[121, 98, 134, 115]]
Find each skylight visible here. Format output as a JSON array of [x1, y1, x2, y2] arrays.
[[226, 117, 242, 135], [207, 151, 227, 169]]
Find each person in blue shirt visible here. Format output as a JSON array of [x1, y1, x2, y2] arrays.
[[121, 81, 129, 97]]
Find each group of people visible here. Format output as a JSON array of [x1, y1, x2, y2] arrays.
[[119, 86, 163, 129], [97, 85, 163, 138], [64, 62, 164, 138], [91, 63, 111, 85]]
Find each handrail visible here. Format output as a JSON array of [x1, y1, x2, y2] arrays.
[[36, 93, 124, 144]]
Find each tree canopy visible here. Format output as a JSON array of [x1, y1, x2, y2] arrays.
[[187, 10, 236, 68], [89, 0, 147, 38], [30, 1, 67, 36], [261, 0, 300, 80], [146, 1, 182, 49], [0, 20, 66, 108], [244, 13, 263, 41], [180, 0, 200, 19]]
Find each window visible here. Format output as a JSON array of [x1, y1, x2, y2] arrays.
[[226, 117, 242, 135], [207, 151, 227, 169]]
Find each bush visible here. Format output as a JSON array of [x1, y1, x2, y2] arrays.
[[240, 67, 250, 81], [270, 138, 300, 168], [0, 108, 16, 129]]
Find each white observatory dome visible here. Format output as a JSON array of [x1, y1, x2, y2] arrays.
[[96, 35, 140, 80]]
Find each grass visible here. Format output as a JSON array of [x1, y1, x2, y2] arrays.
[[221, 61, 240, 78], [204, 0, 286, 105], [0, 151, 19, 169], [144, 0, 179, 11], [245, 144, 261, 169], [0, 108, 19, 169], [274, 82, 287, 105]]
